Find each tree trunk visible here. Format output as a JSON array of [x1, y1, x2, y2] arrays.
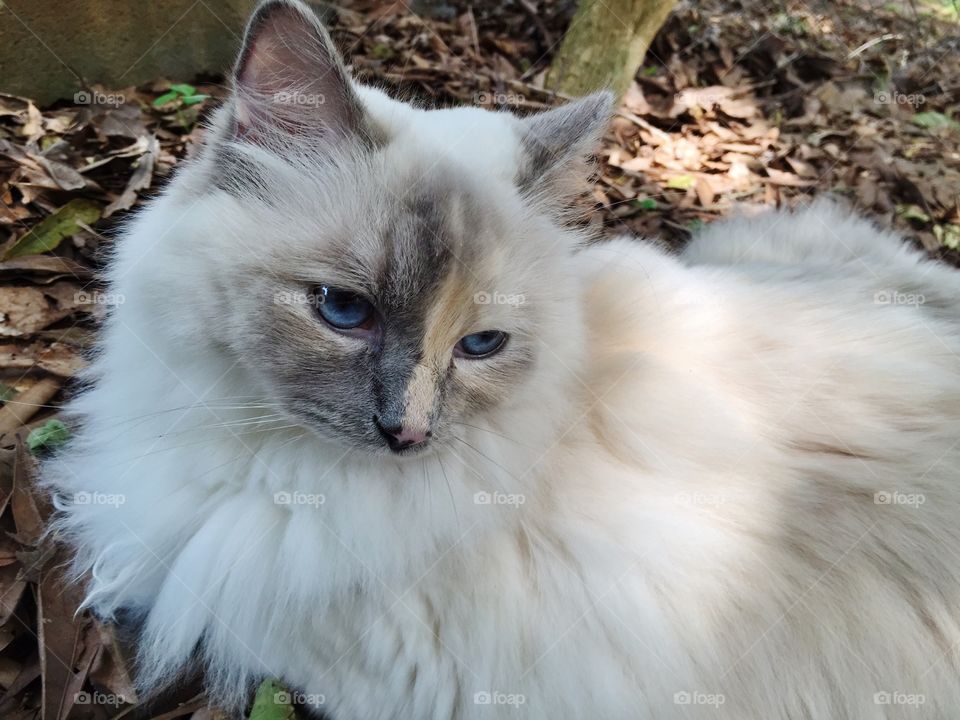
[[546, 0, 678, 99]]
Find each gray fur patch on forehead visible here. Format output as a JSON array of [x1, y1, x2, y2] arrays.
[[375, 178, 476, 314], [381, 200, 450, 301]]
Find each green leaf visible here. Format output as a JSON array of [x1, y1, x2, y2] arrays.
[[912, 111, 960, 131], [169, 83, 197, 97], [0, 385, 16, 404], [934, 224, 960, 250], [371, 43, 395, 60], [896, 204, 931, 223], [633, 197, 658, 211], [3, 199, 101, 260], [27, 419, 70, 455], [152, 91, 179, 108], [248, 679, 296, 720], [180, 94, 209, 106], [665, 174, 696, 190]]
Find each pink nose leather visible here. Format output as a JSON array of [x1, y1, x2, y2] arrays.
[[389, 427, 429, 445], [375, 415, 431, 451]]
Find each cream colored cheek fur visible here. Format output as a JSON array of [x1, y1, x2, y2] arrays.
[[41, 4, 960, 720]]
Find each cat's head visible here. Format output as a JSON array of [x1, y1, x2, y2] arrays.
[[156, 0, 611, 456]]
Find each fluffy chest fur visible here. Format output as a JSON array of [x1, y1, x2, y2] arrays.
[[47, 214, 960, 719]]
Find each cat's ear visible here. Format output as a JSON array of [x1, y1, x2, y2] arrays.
[[516, 91, 613, 200], [230, 0, 372, 144]]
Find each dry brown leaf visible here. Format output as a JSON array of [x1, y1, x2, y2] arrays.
[[21, 104, 43, 143], [763, 167, 817, 187], [35, 343, 86, 377], [695, 176, 717, 206], [0, 95, 29, 118], [88, 623, 139, 706], [33, 157, 86, 192], [2, 660, 42, 708], [0, 342, 85, 378], [0, 564, 26, 627], [92, 104, 149, 140], [36, 557, 94, 720], [0, 657, 22, 689], [11, 441, 44, 544], [0, 282, 84, 337], [0, 255, 91, 279], [105, 136, 159, 217], [0, 377, 60, 436], [41, 113, 78, 135]]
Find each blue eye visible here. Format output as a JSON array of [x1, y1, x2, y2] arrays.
[[315, 285, 375, 330], [456, 331, 507, 358]]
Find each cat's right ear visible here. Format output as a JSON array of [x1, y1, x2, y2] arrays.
[[229, 0, 373, 146], [516, 92, 613, 207]]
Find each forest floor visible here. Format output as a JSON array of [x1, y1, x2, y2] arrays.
[[0, 0, 958, 717]]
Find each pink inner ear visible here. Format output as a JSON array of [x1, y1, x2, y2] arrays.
[[232, 2, 361, 143], [239, 10, 317, 95]]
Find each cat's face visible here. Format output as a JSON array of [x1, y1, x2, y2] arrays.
[[184, 0, 610, 455]]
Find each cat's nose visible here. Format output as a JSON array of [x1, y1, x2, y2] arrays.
[[374, 416, 430, 452]]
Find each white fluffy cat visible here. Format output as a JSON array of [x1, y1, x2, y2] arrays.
[[42, 1, 960, 718]]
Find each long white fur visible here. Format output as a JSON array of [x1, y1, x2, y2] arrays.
[[41, 63, 960, 720]]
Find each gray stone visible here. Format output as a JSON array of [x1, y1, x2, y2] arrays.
[[0, 0, 260, 104]]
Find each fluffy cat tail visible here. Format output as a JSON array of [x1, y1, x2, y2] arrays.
[[682, 199, 960, 321]]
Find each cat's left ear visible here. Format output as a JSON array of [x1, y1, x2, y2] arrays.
[[229, 0, 373, 145], [516, 91, 614, 198]]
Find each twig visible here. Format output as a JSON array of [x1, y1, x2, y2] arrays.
[[464, 5, 480, 58], [848, 34, 903, 59]]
